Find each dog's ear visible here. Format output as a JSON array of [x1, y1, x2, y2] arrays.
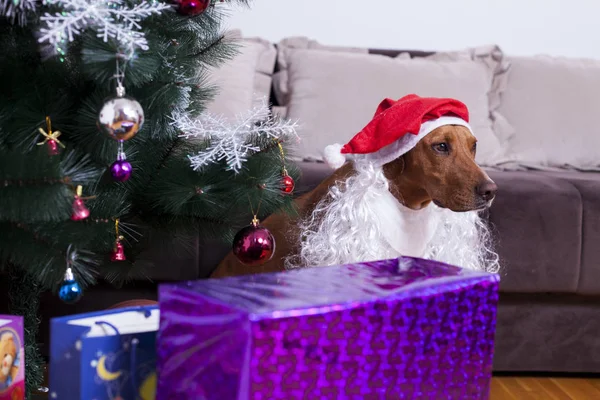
[[397, 155, 405, 175], [383, 155, 405, 178]]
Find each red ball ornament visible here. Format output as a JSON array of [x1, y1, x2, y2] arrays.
[[281, 174, 295, 194], [176, 0, 210, 16], [233, 218, 276, 266]]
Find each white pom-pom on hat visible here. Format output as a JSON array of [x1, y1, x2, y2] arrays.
[[323, 143, 347, 169]]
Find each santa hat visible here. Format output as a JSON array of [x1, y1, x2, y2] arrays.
[[323, 94, 473, 169]]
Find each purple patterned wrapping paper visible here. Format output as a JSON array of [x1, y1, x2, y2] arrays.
[[157, 257, 499, 400]]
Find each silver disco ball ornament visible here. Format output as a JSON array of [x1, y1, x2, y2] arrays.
[[98, 96, 144, 141]]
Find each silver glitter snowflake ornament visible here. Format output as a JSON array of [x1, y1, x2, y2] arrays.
[[38, 0, 171, 57], [175, 97, 300, 173]]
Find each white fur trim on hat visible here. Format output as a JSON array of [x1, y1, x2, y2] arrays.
[[323, 143, 347, 169], [354, 116, 473, 167]]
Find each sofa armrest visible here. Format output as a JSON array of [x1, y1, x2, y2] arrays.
[[294, 161, 335, 196]]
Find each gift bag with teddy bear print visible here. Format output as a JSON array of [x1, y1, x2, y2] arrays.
[[0, 316, 24, 400]]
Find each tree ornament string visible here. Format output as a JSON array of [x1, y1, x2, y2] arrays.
[[37, 116, 66, 156], [110, 218, 126, 261], [247, 192, 262, 226], [114, 54, 126, 96], [232, 190, 276, 266]]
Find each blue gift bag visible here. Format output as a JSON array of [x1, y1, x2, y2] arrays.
[[49, 306, 159, 400]]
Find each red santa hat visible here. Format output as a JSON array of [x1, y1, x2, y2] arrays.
[[323, 94, 473, 169]]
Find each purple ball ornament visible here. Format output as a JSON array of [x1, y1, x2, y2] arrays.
[[110, 159, 132, 182], [110, 141, 132, 182]]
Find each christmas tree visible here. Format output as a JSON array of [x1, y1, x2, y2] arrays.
[[0, 0, 299, 394]]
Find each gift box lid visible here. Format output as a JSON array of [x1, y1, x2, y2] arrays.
[[161, 257, 498, 318]]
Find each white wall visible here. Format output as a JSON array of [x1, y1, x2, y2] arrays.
[[223, 0, 600, 59]]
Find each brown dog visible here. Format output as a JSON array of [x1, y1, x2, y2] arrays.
[[211, 124, 497, 278]]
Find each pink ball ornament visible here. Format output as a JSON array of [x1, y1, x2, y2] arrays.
[[176, 0, 210, 16], [232, 219, 276, 266]]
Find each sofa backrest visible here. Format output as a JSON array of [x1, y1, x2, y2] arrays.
[[494, 55, 600, 171], [368, 49, 437, 59], [202, 33, 600, 172], [203, 30, 277, 119], [271, 37, 510, 167]]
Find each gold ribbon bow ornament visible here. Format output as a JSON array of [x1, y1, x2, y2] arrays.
[[37, 116, 66, 153]]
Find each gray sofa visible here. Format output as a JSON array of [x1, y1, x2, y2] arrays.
[[8, 38, 600, 373]]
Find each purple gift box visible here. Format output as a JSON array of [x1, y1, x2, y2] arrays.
[[157, 257, 499, 400]]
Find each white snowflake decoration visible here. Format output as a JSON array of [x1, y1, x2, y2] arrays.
[[38, 0, 171, 56], [1, 0, 37, 26], [175, 98, 300, 173]]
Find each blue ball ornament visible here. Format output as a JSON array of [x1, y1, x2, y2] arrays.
[[59, 277, 83, 304]]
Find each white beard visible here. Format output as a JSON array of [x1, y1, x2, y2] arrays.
[[285, 162, 499, 273], [373, 190, 439, 258]]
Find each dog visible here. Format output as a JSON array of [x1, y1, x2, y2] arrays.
[[211, 95, 499, 278]]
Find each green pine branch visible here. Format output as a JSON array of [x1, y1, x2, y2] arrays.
[[0, 149, 102, 222]]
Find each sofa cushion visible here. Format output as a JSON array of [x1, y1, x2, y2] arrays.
[[273, 36, 368, 108], [537, 171, 600, 295], [487, 170, 582, 293], [497, 56, 600, 171], [204, 31, 276, 118], [274, 39, 510, 166]]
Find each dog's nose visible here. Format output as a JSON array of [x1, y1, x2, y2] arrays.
[[476, 181, 498, 201]]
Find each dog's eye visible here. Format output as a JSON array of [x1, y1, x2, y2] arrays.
[[432, 143, 449, 154], [472, 142, 477, 153]]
